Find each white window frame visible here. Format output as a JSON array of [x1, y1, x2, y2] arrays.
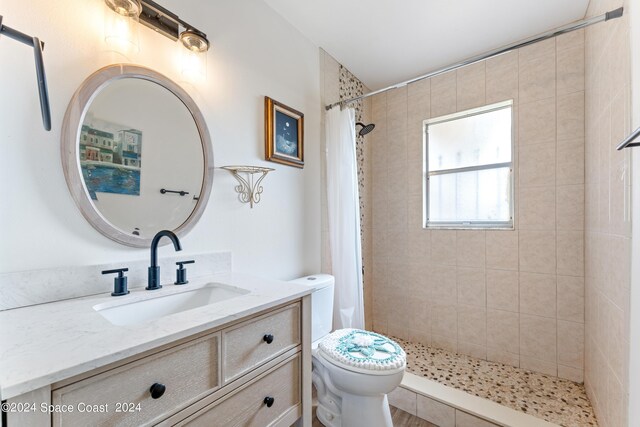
[[423, 100, 515, 230]]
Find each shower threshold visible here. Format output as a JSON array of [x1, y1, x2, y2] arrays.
[[389, 338, 597, 427]]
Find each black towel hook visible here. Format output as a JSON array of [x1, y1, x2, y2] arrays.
[[0, 15, 51, 131]]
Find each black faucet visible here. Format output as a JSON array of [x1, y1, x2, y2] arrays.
[[147, 230, 182, 290]]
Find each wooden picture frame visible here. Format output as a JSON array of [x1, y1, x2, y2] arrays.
[[265, 96, 304, 168]]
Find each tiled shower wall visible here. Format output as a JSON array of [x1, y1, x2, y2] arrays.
[[584, 0, 632, 426], [319, 49, 373, 327], [370, 33, 586, 380]]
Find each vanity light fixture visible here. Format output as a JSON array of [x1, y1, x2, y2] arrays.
[[221, 166, 274, 208], [104, 0, 210, 77], [104, 0, 143, 54]]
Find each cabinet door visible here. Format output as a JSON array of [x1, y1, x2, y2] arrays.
[[223, 303, 300, 382], [178, 353, 301, 427], [52, 332, 220, 427]]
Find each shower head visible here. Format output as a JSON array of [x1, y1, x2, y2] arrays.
[[356, 122, 375, 136]]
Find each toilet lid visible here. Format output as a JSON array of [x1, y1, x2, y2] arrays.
[[318, 329, 406, 374]]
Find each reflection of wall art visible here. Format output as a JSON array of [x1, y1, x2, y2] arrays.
[[264, 96, 304, 168], [79, 118, 142, 196]]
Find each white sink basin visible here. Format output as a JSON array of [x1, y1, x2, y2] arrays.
[[93, 283, 250, 326]]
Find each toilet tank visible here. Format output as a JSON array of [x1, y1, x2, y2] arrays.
[[289, 274, 334, 343]]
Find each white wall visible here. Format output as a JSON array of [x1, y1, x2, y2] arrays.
[[0, 0, 321, 280]]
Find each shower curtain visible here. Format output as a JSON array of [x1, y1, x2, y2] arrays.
[[325, 106, 365, 330]]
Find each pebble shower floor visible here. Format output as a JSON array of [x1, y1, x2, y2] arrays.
[[392, 337, 598, 426]]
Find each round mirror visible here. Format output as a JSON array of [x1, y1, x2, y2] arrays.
[[61, 65, 213, 247]]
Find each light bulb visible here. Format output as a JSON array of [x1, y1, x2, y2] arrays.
[[104, 0, 142, 55]]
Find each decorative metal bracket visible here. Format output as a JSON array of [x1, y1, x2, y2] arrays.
[[221, 166, 274, 208]]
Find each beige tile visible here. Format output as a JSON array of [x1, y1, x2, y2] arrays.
[[407, 297, 431, 328], [519, 356, 558, 376], [485, 231, 519, 270], [457, 267, 486, 307], [557, 92, 585, 140], [519, 230, 556, 274], [417, 395, 455, 427], [455, 410, 499, 427], [431, 230, 457, 265], [457, 62, 486, 111], [557, 275, 585, 323], [431, 71, 457, 117], [432, 264, 457, 304], [606, 300, 626, 382], [519, 98, 556, 144], [519, 38, 556, 62], [372, 318, 387, 335], [456, 230, 485, 267], [387, 199, 408, 232], [387, 230, 408, 263], [408, 80, 431, 121], [519, 186, 556, 230], [407, 229, 430, 264], [519, 142, 556, 187], [388, 387, 417, 415], [487, 348, 520, 368], [519, 272, 557, 318], [486, 269, 519, 312], [457, 304, 486, 346], [557, 46, 585, 96], [519, 54, 556, 103], [556, 28, 584, 52], [387, 320, 408, 341], [431, 304, 458, 338], [558, 365, 584, 383], [557, 137, 585, 185], [486, 309, 519, 354], [520, 314, 557, 362], [558, 320, 584, 368], [486, 60, 518, 105], [458, 342, 487, 360], [408, 194, 425, 230], [486, 50, 518, 72], [431, 333, 458, 353], [557, 230, 584, 276], [407, 328, 431, 348], [607, 374, 625, 427], [556, 185, 585, 231]]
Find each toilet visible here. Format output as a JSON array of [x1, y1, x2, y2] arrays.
[[289, 274, 406, 427]]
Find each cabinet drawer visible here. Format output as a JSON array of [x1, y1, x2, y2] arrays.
[[178, 353, 301, 427], [222, 303, 300, 382], [52, 332, 220, 427]]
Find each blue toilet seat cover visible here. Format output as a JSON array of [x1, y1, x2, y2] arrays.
[[318, 328, 406, 373]]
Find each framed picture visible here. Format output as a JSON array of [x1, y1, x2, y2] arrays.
[[265, 96, 304, 168]]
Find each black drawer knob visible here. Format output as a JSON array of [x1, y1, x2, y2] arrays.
[[150, 383, 166, 399], [263, 334, 274, 344], [264, 396, 275, 408]]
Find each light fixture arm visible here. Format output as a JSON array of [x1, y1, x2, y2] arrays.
[[0, 15, 51, 131], [138, 0, 208, 46]]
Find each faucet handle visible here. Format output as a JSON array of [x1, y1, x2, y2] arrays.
[[102, 268, 129, 296], [175, 260, 195, 285]]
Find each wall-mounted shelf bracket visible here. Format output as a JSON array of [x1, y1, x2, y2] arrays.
[[616, 125, 640, 150], [221, 166, 274, 208]]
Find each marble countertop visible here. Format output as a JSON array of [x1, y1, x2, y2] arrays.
[[0, 272, 313, 400]]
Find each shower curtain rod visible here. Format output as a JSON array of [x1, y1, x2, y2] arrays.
[[325, 7, 624, 111]]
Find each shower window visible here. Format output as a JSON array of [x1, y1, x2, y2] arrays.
[[424, 100, 514, 229]]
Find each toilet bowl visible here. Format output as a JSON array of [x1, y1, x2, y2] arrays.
[[289, 275, 406, 427]]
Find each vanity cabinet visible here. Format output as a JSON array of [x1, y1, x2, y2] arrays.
[[5, 298, 311, 427]]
